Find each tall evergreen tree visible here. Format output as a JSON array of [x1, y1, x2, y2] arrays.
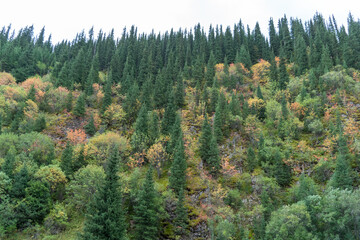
[[134, 167, 159, 240], [294, 35, 308, 76], [199, 115, 212, 163], [131, 104, 149, 152], [2, 146, 16, 178], [84, 114, 96, 136], [65, 91, 73, 112], [27, 84, 36, 101], [170, 133, 187, 195], [149, 111, 160, 145], [278, 55, 289, 90], [60, 141, 74, 178], [175, 74, 185, 109], [81, 147, 127, 240], [247, 146, 257, 172], [101, 73, 112, 114], [174, 188, 188, 236], [73, 93, 86, 117], [207, 134, 221, 175], [168, 114, 182, 155], [161, 91, 176, 135], [205, 51, 216, 86]]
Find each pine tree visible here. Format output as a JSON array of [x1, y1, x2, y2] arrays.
[[85, 65, 96, 96], [208, 134, 221, 175], [84, 114, 96, 136], [134, 167, 159, 240], [65, 91, 73, 112], [60, 142, 73, 178], [2, 146, 16, 178], [73, 144, 86, 172], [170, 133, 187, 195], [174, 188, 188, 236], [11, 164, 29, 199], [81, 147, 127, 240], [199, 115, 212, 163], [101, 74, 112, 114], [73, 93, 86, 117], [161, 91, 176, 135], [247, 147, 257, 172], [213, 103, 223, 143], [256, 85, 266, 121]]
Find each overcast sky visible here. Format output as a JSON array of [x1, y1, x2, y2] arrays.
[[1, 0, 359, 43]]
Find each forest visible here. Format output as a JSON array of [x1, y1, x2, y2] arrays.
[[0, 12, 360, 240]]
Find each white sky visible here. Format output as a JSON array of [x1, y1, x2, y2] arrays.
[[1, 0, 359, 43]]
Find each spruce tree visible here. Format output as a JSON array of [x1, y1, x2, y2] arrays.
[[209, 78, 219, 113], [205, 51, 216, 87], [85, 65, 96, 96], [238, 44, 252, 69], [170, 133, 187, 195], [175, 75, 185, 109], [281, 94, 288, 120], [60, 142, 74, 178], [247, 147, 257, 172], [174, 188, 188, 236], [161, 91, 176, 135], [134, 167, 159, 240], [168, 114, 182, 155], [278, 55, 289, 90], [330, 134, 353, 190], [272, 150, 292, 187], [81, 147, 127, 240], [131, 104, 149, 152], [149, 111, 159, 145], [65, 91, 73, 112], [294, 35, 308, 76], [84, 114, 96, 136], [269, 51, 279, 83], [207, 134, 221, 175], [73, 93, 86, 117], [199, 115, 212, 163], [101, 74, 112, 114], [2, 146, 16, 178], [320, 45, 332, 74], [229, 93, 240, 116]]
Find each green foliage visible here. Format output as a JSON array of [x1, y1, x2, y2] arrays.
[[134, 167, 159, 240], [66, 165, 105, 212], [170, 133, 187, 195], [199, 115, 212, 163], [265, 201, 314, 240], [207, 135, 221, 175], [2, 145, 16, 178], [84, 114, 96, 136], [10, 164, 30, 199], [289, 174, 318, 202], [161, 91, 176, 135], [174, 189, 188, 236], [73, 93, 86, 117], [65, 91, 73, 112], [60, 142, 74, 178], [81, 147, 127, 240], [16, 180, 51, 227], [246, 146, 257, 172]]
